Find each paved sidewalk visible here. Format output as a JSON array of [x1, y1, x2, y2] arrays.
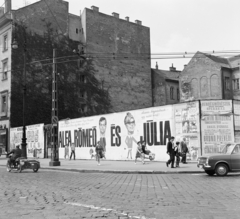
[[0, 157, 203, 174]]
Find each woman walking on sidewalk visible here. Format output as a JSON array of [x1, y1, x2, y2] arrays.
[[95, 141, 104, 165], [70, 143, 75, 160]]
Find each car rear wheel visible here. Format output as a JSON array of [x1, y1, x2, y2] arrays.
[[33, 168, 39, 172], [215, 163, 228, 176], [205, 170, 215, 176]]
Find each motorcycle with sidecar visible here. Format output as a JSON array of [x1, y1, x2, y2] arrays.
[[6, 155, 40, 173]]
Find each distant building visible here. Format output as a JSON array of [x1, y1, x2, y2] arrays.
[[151, 63, 180, 106], [179, 51, 240, 102]]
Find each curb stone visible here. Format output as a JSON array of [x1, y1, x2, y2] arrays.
[[0, 165, 204, 174]]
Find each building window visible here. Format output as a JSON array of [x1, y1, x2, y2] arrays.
[[2, 60, 7, 80], [80, 91, 87, 99], [76, 28, 78, 34], [170, 87, 174, 100], [3, 34, 8, 51], [1, 93, 7, 116], [225, 77, 230, 90], [233, 79, 240, 90], [177, 88, 180, 100]]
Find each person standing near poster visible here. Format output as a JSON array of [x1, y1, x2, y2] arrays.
[[64, 145, 69, 159], [174, 142, 181, 168], [70, 143, 75, 160], [180, 137, 188, 164], [124, 112, 138, 159], [95, 141, 104, 165], [166, 136, 175, 168], [99, 117, 107, 159]]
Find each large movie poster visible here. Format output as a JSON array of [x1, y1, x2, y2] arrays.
[[10, 123, 44, 158], [201, 100, 234, 155], [58, 105, 174, 161], [234, 100, 240, 142], [174, 101, 200, 161], [233, 100, 240, 130]]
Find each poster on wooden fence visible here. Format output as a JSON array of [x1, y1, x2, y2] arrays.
[[10, 123, 44, 158], [174, 101, 200, 161], [201, 100, 234, 155], [58, 105, 175, 161]]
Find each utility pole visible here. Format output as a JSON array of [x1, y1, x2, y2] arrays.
[[49, 49, 60, 166]]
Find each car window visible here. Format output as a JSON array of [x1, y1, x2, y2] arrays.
[[232, 145, 240, 154]]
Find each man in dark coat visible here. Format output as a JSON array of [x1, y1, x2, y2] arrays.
[[7, 145, 22, 166], [180, 137, 188, 164], [166, 136, 175, 168]]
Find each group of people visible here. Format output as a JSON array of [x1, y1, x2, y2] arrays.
[[166, 136, 189, 168], [64, 143, 76, 160]]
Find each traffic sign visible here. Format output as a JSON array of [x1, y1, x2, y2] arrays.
[[52, 116, 58, 124]]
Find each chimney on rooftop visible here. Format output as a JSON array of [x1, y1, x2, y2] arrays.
[[135, 20, 142, 25], [125, 16, 129, 21], [184, 64, 187, 68], [156, 62, 158, 70], [91, 6, 99, 12], [169, 63, 176, 71], [112, 12, 119, 18], [5, 0, 11, 13]]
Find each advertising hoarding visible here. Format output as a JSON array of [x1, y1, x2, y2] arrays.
[[174, 101, 200, 161], [233, 100, 240, 131], [201, 100, 234, 155], [58, 105, 175, 161], [10, 123, 44, 158]]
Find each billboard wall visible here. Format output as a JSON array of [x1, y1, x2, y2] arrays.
[[201, 100, 234, 155], [58, 105, 175, 161], [174, 101, 200, 161], [233, 100, 240, 142], [10, 123, 45, 158]]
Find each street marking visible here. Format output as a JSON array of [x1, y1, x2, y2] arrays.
[[64, 202, 156, 219]]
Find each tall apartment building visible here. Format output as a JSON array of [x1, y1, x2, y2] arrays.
[[80, 6, 152, 113], [0, 0, 81, 152]]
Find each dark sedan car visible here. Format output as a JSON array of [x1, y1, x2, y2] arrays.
[[197, 143, 240, 176]]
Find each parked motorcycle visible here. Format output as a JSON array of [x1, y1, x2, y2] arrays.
[[7, 155, 40, 173]]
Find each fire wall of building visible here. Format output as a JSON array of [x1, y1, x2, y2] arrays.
[[83, 8, 152, 112]]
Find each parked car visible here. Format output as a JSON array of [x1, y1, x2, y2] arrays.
[[197, 143, 240, 176]]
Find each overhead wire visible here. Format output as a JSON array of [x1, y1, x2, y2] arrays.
[[0, 51, 239, 75]]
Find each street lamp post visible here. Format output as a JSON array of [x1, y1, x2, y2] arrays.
[[49, 48, 60, 166], [12, 39, 27, 158]]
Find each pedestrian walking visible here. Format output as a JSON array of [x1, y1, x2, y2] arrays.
[[166, 136, 175, 168], [70, 143, 75, 160], [95, 141, 104, 165], [174, 141, 180, 168], [180, 138, 188, 164], [135, 141, 145, 164], [64, 145, 69, 159]]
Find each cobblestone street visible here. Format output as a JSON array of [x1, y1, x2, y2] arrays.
[[0, 167, 240, 219]]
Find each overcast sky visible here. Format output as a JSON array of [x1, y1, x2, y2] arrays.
[[3, 0, 240, 71]]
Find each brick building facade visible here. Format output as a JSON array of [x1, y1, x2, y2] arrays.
[[151, 63, 180, 106], [80, 6, 152, 112], [180, 51, 240, 102]]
